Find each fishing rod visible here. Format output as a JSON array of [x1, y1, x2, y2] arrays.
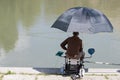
[[56, 48, 120, 66], [84, 60, 120, 66]]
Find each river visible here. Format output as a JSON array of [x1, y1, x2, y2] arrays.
[[0, 0, 120, 68]]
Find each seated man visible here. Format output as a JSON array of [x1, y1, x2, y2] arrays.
[[60, 32, 85, 61]]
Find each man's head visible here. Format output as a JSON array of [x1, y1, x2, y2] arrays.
[[73, 32, 79, 36]]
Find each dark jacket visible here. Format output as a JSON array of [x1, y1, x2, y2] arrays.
[[61, 36, 82, 58]]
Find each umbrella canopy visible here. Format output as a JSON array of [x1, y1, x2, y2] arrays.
[[51, 7, 113, 33]]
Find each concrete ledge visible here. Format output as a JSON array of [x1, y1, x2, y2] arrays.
[[0, 67, 119, 74], [87, 68, 120, 73], [0, 67, 60, 74], [0, 67, 120, 80]]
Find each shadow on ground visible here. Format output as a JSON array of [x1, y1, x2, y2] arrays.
[[33, 68, 89, 75], [33, 68, 61, 74], [117, 70, 120, 73]]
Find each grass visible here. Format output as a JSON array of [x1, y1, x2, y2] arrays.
[[85, 73, 119, 80], [0, 74, 4, 80], [0, 71, 119, 80], [4, 71, 15, 75], [104, 75, 109, 79], [85, 74, 118, 76]]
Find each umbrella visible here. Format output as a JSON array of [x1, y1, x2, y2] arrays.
[[51, 7, 113, 33]]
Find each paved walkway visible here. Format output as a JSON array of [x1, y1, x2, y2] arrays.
[[0, 67, 120, 80]]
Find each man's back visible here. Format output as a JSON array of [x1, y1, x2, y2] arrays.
[[61, 35, 82, 58]]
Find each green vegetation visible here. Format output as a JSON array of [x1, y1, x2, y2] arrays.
[[5, 71, 15, 75], [104, 75, 109, 79]]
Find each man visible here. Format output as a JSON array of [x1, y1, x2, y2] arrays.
[[60, 32, 84, 60]]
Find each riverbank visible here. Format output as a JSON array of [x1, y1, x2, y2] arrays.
[[0, 67, 120, 80]]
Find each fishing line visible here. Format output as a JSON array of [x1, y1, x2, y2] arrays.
[[55, 53, 120, 66], [84, 60, 120, 66]]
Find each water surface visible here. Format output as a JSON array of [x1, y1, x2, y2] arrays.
[[0, 0, 120, 68]]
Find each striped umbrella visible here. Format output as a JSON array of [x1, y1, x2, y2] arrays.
[[51, 7, 113, 34]]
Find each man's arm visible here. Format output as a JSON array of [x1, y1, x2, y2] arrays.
[[60, 38, 69, 50]]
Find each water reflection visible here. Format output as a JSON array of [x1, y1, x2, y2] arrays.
[[44, 0, 120, 17], [0, 0, 18, 52], [0, 0, 41, 52], [0, 0, 120, 52]]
